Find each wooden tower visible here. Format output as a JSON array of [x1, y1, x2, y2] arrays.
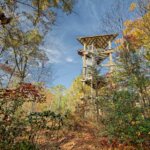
[[77, 34, 118, 119]]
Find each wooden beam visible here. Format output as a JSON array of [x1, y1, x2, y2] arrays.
[[100, 49, 116, 54], [77, 33, 118, 49]]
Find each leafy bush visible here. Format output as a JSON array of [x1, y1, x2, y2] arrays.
[[105, 90, 150, 145], [13, 141, 38, 150], [0, 83, 65, 149]]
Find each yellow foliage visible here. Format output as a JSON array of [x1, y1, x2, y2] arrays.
[[118, 8, 150, 52], [145, 51, 150, 61], [26, 29, 42, 44], [66, 76, 91, 112], [115, 38, 123, 45], [7, 37, 21, 48], [32, 0, 60, 10], [41, 1, 49, 10], [124, 20, 132, 28], [131, 121, 135, 125], [129, 2, 137, 12], [136, 131, 141, 136]]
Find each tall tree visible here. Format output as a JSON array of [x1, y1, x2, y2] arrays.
[[0, 0, 76, 87], [98, 1, 150, 147]]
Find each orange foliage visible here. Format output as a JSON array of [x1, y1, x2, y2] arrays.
[[0, 63, 19, 76], [0, 83, 46, 102], [117, 3, 150, 51]]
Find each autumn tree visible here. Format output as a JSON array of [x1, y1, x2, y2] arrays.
[[50, 85, 67, 113], [99, 0, 132, 34], [98, 1, 150, 148], [0, 0, 75, 87], [0, 1, 76, 149]]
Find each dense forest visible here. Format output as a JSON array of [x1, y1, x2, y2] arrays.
[[0, 0, 150, 150]]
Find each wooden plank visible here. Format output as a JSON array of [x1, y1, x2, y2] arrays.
[[101, 49, 116, 54], [77, 33, 118, 49]]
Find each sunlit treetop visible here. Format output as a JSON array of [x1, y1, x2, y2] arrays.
[[0, 0, 75, 32], [129, 2, 137, 12], [116, 2, 150, 55]]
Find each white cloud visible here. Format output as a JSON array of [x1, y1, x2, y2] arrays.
[[44, 48, 62, 63], [66, 57, 73, 63], [42, 35, 66, 64]]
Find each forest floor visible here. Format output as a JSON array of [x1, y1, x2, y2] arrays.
[[37, 119, 138, 150]]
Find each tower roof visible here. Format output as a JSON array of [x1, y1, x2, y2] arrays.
[[77, 33, 118, 49]]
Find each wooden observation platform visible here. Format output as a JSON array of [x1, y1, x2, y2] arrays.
[[77, 34, 118, 49], [77, 33, 118, 88]]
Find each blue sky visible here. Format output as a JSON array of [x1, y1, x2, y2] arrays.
[[44, 0, 133, 88]]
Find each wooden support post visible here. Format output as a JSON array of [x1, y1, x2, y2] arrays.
[[91, 43, 94, 101], [108, 41, 113, 73], [82, 43, 87, 118], [83, 43, 86, 81], [109, 52, 113, 72], [108, 41, 111, 49]]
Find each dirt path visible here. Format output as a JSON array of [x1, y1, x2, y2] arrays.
[[38, 121, 137, 150]]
